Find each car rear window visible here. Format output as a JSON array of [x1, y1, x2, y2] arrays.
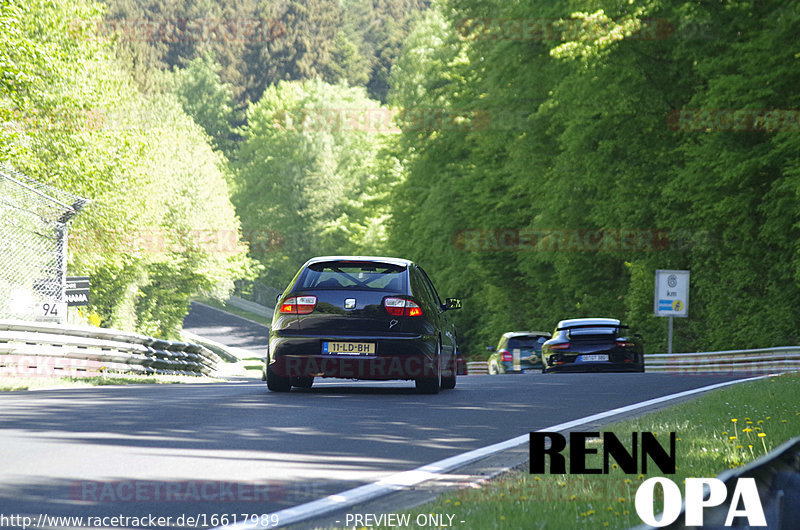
[[508, 337, 547, 349], [296, 261, 407, 291]]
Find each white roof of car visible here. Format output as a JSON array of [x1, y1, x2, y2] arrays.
[[503, 331, 551, 338]]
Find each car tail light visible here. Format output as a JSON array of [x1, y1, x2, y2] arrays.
[[548, 342, 570, 350], [383, 297, 423, 317], [616, 339, 635, 348], [279, 296, 317, 314], [500, 349, 512, 362]]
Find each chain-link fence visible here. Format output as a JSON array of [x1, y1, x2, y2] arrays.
[[0, 165, 89, 323]]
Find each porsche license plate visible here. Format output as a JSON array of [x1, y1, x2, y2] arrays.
[[323, 341, 375, 355], [579, 354, 609, 362]]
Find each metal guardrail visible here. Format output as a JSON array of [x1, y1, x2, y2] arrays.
[[634, 435, 800, 529], [0, 319, 221, 378], [646, 346, 800, 374], [467, 361, 489, 375]]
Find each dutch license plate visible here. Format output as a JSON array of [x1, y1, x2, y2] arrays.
[[580, 354, 609, 362], [323, 341, 375, 355]]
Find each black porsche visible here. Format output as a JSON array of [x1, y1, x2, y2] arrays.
[[266, 256, 461, 393], [541, 318, 644, 373]]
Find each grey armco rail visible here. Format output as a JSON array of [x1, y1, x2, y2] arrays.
[[0, 319, 221, 377], [646, 346, 800, 374], [634, 435, 800, 529]]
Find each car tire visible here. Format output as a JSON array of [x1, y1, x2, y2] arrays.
[[292, 376, 314, 389], [266, 363, 291, 392], [441, 353, 456, 390], [416, 345, 441, 394], [488, 362, 498, 375]]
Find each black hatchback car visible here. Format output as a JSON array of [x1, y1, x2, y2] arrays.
[[266, 256, 461, 393], [541, 318, 644, 373]]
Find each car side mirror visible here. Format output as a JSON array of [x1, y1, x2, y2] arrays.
[[445, 298, 462, 310], [275, 293, 282, 304], [486, 346, 494, 352]]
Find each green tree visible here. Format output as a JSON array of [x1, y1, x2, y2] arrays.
[[234, 79, 395, 286], [1, 0, 251, 337], [169, 53, 238, 156]]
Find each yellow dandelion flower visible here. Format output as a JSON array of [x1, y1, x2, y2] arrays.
[[587, 510, 595, 515], [500, 516, 505, 521], [757, 420, 763, 424], [742, 428, 753, 433], [729, 436, 737, 440], [722, 431, 728, 435], [618, 497, 626, 502], [731, 418, 738, 422], [758, 433, 766, 438], [455, 501, 461, 506], [782, 420, 788, 423], [624, 479, 632, 484], [445, 499, 451, 503], [604, 523, 610, 527], [608, 507, 613, 512], [570, 495, 577, 501], [637, 474, 645, 480], [766, 416, 771, 420], [534, 477, 541, 481]]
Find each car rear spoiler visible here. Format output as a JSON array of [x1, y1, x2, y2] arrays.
[[556, 324, 629, 331]]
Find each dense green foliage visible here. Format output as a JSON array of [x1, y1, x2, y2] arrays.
[[4, 0, 797, 355], [102, 0, 427, 104], [1, 0, 250, 337], [233, 79, 396, 283], [384, 0, 800, 355]]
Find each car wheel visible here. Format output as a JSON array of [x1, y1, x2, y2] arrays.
[[292, 376, 314, 389], [416, 345, 441, 394], [266, 363, 291, 392], [441, 352, 456, 390], [488, 361, 498, 375]]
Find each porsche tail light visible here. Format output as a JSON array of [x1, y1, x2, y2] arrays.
[[616, 339, 635, 348], [500, 349, 512, 362], [384, 297, 423, 317], [279, 296, 317, 314], [548, 342, 570, 350]]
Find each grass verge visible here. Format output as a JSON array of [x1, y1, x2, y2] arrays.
[[0, 373, 222, 392], [393, 373, 800, 529], [191, 297, 272, 327]]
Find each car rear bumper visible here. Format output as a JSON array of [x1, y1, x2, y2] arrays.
[[268, 334, 440, 380], [501, 360, 542, 372], [543, 351, 644, 373]]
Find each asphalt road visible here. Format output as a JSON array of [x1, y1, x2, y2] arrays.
[[0, 305, 756, 529], [183, 302, 270, 356], [0, 371, 753, 529]]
